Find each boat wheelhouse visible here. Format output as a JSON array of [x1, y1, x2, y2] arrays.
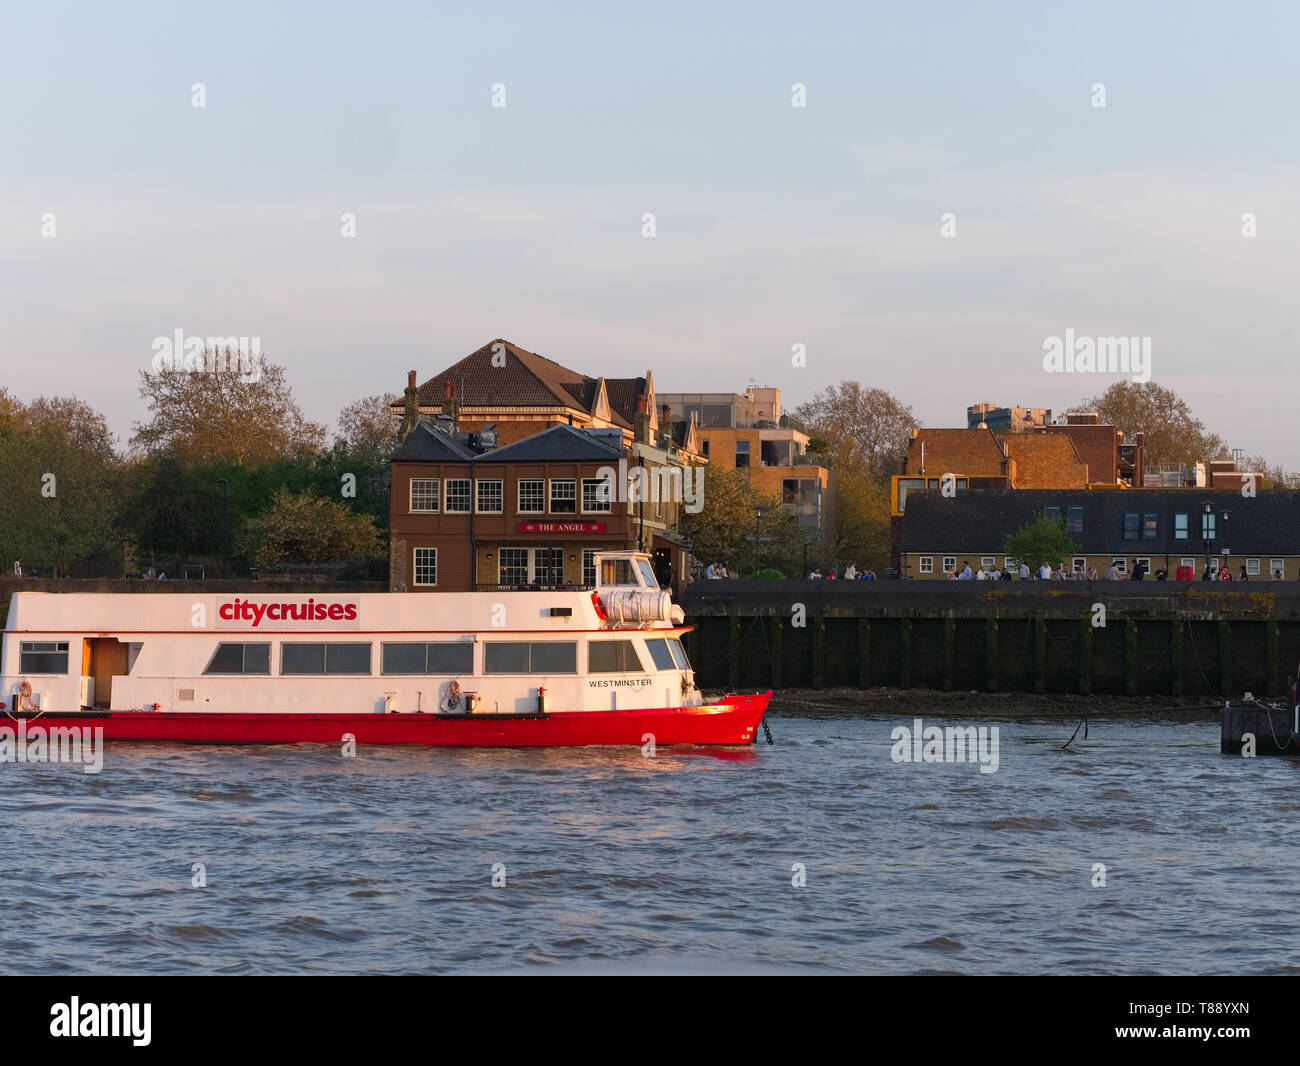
[[0, 553, 768, 747]]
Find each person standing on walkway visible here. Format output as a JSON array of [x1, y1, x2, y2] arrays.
[[12, 558, 21, 578]]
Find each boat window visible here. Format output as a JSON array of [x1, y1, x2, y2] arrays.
[[382, 642, 474, 675], [588, 640, 645, 673], [20, 641, 68, 674], [600, 558, 636, 586], [667, 639, 690, 670], [204, 642, 271, 675], [643, 639, 676, 671], [636, 559, 659, 588], [484, 642, 577, 674], [281, 642, 372, 675]]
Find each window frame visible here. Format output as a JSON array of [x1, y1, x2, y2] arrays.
[[413, 547, 438, 586], [918, 556, 934, 574], [549, 478, 577, 514], [444, 479, 471, 514], [1173, 513, 1188, 540], [203, 641, 272, 675], [517, 478, 545, 514], [19, 640, 70, 674], [582, 476, 613, 514], [475, 478, 504, 514], [942, 556, 956, 573], [409, 478, 440, 514]]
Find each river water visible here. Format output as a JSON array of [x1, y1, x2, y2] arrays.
[[1, 706, 1293, 975]]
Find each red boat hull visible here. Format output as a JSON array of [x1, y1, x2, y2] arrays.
[[15, 692, 771, 747]]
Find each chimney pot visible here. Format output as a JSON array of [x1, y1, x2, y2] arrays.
[[408, 370, 416, 388]]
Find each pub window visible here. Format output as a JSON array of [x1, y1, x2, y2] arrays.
[[1201, 512, 1216, 539], [1044, 506, 1061, 523], [413, 548, 437, 586], [204, 642, 271, 675], [1143, 513, 1158, 540], [1174, 513, 1188, 540], [499, 548, 529, 586], [981, 557, 996, 570], [588, 640, 645, 673], [1066, 506, 1084, 534], [1246, 558, 1261, 576], [942, 557, 956, 573], [518, 479, 545, 513], [550, 479, 577, 514], [583, 549, 597, 587], [381, 642, 474, 675], [1112, 557, 1128, 575], [919, 556, 933, 573], [1123, 513, 1139, 540], [409, 478, 440, 513], [476, 479, 503, 513], [1270, 558, 1285, 577], [582, 477, 612, 513], [444, 479, 471, 513], [19, 641, 69, 674]]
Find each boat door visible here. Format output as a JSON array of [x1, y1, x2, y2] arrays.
[[85, 638, 128, 708]]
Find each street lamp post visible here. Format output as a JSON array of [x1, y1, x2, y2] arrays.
[[754, 507, 763, 575], [1202, 501, 1212, 577], [217, 478, 229, 577]]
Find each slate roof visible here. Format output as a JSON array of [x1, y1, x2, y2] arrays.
[[470, 423, 622, 464], [901, 489, 1300, 556], [392, 420, 478, 462]]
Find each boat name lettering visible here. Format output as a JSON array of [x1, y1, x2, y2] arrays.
[[217, 599, 359, 627], [588, 678, 654, 688]]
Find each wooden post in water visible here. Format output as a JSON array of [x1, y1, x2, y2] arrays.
[[1219, 621, 1232, 697], [1170, 619, 1183, 698], [986, 618, 999, 692], [812, 617, 825, 690], [900, 618, 912, 689], [1079, 617, 1093, 695], [1034, 617, 1046, 694], [943, 617, 955, 691], [728, 612, 741, 689], [770, 615, 784, 690], [858, 619, 871, 689], [1267, 620, 1280, 698], [1125, 618, 1138, 697]]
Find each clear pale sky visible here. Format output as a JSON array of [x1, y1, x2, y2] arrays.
[[2, 1, 1296, 466]]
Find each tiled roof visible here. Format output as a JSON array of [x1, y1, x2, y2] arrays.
[[471, 423, 622, 464], [902, 489, 1300, 555], [604, 377, 646, 426], [412, 339, 633, 430]]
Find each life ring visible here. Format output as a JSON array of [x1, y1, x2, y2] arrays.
[[442, 679, 462, 713]]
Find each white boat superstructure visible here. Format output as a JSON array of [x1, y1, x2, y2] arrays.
[[1, 553, 702, 717]]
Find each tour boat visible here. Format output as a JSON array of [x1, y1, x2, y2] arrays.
[[0, 553, 769, 747]]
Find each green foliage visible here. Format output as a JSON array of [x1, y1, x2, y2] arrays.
[[753, 567, 787, 580], [0, 392, 120, 574], [680, 467, 809, 578], [238, 489, 383, 570], [1002, 516, 1080, 571]]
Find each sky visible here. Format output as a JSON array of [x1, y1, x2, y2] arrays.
[[2, 1, 1297, 466]]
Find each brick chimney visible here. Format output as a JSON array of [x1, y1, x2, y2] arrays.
[[399, 370, 420, 441], [443, 381, 460, 429], [634, 394, 650, 443]]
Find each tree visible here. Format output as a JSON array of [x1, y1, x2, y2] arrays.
[[0, 394, 120, 575], [793, 382, 919, 483], [1077, 381, 1225, 473], [1003, 517, 1080, 572], [334, 393, 400, 465], [680, 467, 807, 577], [131, 351, 326, 466], [238, 489, 383, 569]]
